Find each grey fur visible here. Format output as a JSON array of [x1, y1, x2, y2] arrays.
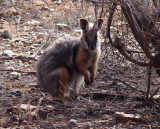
[[36, 19, 103, 97]]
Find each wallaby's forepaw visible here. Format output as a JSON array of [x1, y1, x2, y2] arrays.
[[90, 78, 94, 84], [85, 79, 94, 85], [85, 79, 90, 85]]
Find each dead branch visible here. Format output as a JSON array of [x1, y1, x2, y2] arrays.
[[86, 0, 112, 5], [0, 69, 36, 75], [106, 2, 117, 47], [0, 55, 38, 61], [113, 36, 151, 67], [153, 51, 160, 76], [99, 0, 105, 18], [120, 0, 155, 60], [94, 5, 98, 20], [146, 66, 152, 100], [8, 0, 21, 15], [81, 92, 145, 101]]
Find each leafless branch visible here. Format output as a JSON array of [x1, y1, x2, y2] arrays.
[[146, 66, 152, 100], [0, 55, 38, 61], [106, 2, 117, 47], [0, 69, 36, 75]]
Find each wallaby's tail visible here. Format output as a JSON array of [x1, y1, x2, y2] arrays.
[[44, 67, 70, 98]]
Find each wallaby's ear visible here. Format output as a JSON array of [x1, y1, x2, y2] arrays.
[[93, 18, 103, 30], [80, 18, 89, 31]]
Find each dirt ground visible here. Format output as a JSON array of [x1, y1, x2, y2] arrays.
[[0, 0, 160, 128]]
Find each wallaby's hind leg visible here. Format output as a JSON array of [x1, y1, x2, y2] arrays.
[[46, 67, 70, 98]]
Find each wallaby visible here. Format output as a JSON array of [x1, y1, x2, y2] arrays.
[[37, 18, 103, 98]]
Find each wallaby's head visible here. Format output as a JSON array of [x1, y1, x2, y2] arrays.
[[80, 18, 103, 50]]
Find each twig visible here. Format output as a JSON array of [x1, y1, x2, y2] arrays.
[[86, 0, 112, 5], [0, 55, 38, 61], [146, 65, 152, 100], [106, 2, 117, 47], [99, 0, 105, 18], [81, 92, 145, 101], [0, 69, 36, 75], [8, 0, 21, 15], [114, 37, 151, 67], [94, 5, 98, 20], [8, 0, 22, 37]]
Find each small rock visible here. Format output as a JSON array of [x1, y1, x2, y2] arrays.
[[23, 125, 32, 129], [38, 109, 48, 120], [7, 66, 15, 71], [52, 0, 62, 4], [55, 23, 69, 30], [17, 104, 37, 111], [10, 115, 19, 122], [22, 121, 28, 125], [26, 20, 42, 26], [40, 7, 54, 12], [2, 99, 12, 106], [3, 30, 12, 39], [6, 107, 15, 114], [40, 122, 55, 129], [37, 33, 45, 39], [69, 119, 78, 126], [2, 50, 15, 57], [14, 89, 22, 96], [0, 30, 12, 39], [25, 51, 34, 55], [152, 95, 160, 101], [8, 89, 22, 97], [10, 72, 21, 80], [46, 105, 54, 111]]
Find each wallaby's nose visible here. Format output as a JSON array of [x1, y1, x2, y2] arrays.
[[90, 43, 96, 50]]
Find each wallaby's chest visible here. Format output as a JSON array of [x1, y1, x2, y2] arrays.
[[86, 52, 97, 67], [76, 47, 100, 68]]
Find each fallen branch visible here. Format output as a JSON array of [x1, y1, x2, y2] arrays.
[[0, 69, 36, 75], [146, 66, 152, 100], [80, 92, 145, 101], [86, 0, 112, 5], [0, 55, 38, 61]]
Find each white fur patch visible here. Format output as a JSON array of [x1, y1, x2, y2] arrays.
[[70, 72, 84, 94]]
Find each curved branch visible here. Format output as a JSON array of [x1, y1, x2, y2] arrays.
[[0, 55, 38, 61], [120, 0, 155, 60], [114, 37, 151, 67]]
